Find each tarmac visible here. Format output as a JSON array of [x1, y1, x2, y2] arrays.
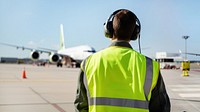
[[0, 63, 200, 112]]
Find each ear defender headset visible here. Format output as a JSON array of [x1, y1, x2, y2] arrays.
[[104, 9, 141, 41]]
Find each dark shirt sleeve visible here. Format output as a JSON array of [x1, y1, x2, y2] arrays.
[[149, 71, 171, 112], [74, 70, 89, 112]]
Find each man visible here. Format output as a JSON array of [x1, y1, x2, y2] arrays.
[[74, 9, 170, 112]]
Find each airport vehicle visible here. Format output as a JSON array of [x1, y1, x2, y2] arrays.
[[0, 24, 96, 67]]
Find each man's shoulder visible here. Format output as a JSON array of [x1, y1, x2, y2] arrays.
[[141, 55, 159, 64]]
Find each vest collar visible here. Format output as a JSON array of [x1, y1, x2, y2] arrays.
[[110, 41, 133, 49]]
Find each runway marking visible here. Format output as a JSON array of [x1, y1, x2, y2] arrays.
[[172, 88, 200, 91], [179, 93, 200, 98], [0, 102, 73, 106], [52, 104, 66, 112], [169, 84, 200, 98], [169, 85, 200, 87], [0, 79, 75, 82], [192, 70, 200, 72], [29, 87, 49, 103], [30, 87, 66, 112]]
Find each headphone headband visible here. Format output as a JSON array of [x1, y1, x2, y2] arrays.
[[104, 9, 141, 41]]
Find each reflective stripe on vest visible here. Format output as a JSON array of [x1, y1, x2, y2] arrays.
[[82, 56, 154, 110], [144, 57, 153, 101], [90, 97, 149, 109]]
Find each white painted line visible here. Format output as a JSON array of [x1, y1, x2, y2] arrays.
[[172, 88, 200, 91], [179, 93, 200, 97], [169, 85, 200, 87]]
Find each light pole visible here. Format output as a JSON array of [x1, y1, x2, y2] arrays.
[[182, 36, 189, 61]]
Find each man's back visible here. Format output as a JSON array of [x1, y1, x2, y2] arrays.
[[83, 42, 159, 111]]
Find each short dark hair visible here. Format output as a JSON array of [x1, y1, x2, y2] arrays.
[[113, 10, 136, 40]]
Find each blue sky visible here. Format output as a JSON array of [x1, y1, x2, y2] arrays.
[[0, 0, 199, 60]]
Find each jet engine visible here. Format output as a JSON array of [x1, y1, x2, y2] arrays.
[[49, 53, 60, 63], [30, 51, 40, 60]]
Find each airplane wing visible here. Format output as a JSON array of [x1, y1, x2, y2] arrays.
[[179, 50, 200, 56], [37, 47, 57, 52], [0, 42, 86, 64], [0, 42, 64, 62], [0, 42, 52, 54], [186, 53, 200, 56]]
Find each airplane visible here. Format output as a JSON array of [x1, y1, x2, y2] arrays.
[[179, 50, 200, 56], [0, 24, 96, 67], [186, 53, 200, 56]]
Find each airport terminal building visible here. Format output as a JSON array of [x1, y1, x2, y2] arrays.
[[0, 57, 33, 64], [0, 57, 18, 63], [155, 52, 184, 69]]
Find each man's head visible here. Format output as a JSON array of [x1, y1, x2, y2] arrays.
[[104, 9, 141, 41]]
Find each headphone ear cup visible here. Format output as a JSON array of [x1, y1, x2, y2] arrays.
[[104, 21, 113, 38], [131, 25, 140, 40]]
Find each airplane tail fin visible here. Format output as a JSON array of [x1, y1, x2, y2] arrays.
[[60, 24, 65, 50]]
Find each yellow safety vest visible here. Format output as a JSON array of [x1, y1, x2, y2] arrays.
[[81, 46, 159, 112]]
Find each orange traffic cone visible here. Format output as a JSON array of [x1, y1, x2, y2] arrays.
[[22, 68, 27, 79]]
